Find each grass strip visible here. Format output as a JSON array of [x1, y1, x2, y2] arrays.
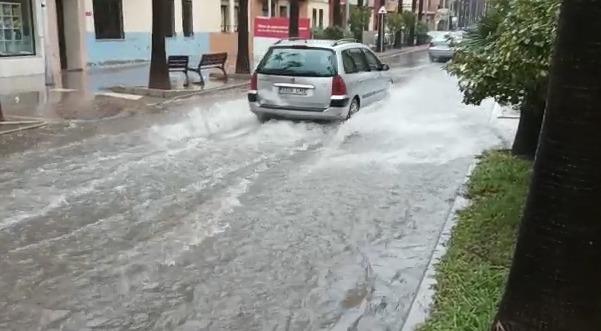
[[419, 151, 532, 331]]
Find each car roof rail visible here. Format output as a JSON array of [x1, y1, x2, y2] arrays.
[[274, 37, 308, 45], [332, 38, 358, 46]]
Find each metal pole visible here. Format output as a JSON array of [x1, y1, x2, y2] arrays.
[[41, 0, 55, 86], [379, 12, 385, 52]]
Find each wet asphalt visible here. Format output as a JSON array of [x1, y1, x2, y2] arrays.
[[0, 52, 506, 331]]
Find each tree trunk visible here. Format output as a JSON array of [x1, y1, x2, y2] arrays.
[[417, 0, 424, 21], [395, 0, 404, 48], [409, 0, 417, 45], [236, 0, 250, 74], [0, 102, 4, 122], [376, 0, 385, 51], [149, 0, 170, 90], [289, 0, 299, 37], [492, 1, 601, 330], [333, 0, 342, 27], [511, 91, 545, 160]]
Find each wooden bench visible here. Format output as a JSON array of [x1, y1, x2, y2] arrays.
[[168, 55, 190, 86], [188, 52, 228, 86]]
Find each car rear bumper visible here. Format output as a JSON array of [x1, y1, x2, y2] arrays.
[[428, 49, 454, 59], [248, 91, 349, 120], [248, 101, 348, 121]]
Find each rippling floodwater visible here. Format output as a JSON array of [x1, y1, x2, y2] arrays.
[[0, 63, 505, 330]]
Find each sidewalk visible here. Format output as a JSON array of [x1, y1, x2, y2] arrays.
[[0, 64, 247, 122]]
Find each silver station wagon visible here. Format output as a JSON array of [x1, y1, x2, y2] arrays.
[[248, 39, 392, 121]]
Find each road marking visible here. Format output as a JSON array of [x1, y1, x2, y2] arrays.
[[96, 92, 143, 100], [50, 88, 77, 92]]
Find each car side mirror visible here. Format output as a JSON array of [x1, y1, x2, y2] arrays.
[[379, 64, 390, 71]]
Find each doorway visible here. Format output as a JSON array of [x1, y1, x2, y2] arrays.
[[55, 0, 67, 69]]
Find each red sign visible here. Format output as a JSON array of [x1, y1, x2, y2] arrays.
[[254, 17, 311, 39]]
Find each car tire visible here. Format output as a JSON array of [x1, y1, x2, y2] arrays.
[[346, 97, 360, 120], [255, 113, 271, 123], [429, 56, 437, 62]]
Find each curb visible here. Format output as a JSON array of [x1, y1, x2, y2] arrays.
[[401, 159, 478, 331], [149, 81, 250, 107]]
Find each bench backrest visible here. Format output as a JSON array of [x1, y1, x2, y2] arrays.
[[200, 52, 228, 67], [168, 56, 189, 69]]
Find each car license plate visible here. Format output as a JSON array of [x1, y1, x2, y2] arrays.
[[279, 87, 307, 95]]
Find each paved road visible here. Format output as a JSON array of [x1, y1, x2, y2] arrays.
[[0, 53, 507, 331]]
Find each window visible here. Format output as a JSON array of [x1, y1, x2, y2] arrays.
[[341, 50, 357, 74], [318, 9, 324, 28], [220, 5, 228, 32], [279, 5, 287, 17], [312, 9, 317, 28], [362, 49, 382, 71], [347, 48, 369, 72], [182, 0, 193, 37], [166, 0, 175, 37], [257, 47, 337, 77], [92, 0, 123, 39], [0, 0, 35, 56], [234, 5, 239, 32]]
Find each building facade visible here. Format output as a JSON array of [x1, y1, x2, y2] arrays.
[[0, 0, 336, 78]]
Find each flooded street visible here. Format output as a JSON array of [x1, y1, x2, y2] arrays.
[[0, 55, 506, 331]]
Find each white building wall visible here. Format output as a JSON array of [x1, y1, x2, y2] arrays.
[[308, 0, 329, 28]]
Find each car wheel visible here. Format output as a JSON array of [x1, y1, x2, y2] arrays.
[[346, 97, 360, 120], [255, 113, 271, 123], [429, 56, 437, 62]]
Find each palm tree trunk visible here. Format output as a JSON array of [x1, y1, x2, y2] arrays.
[[492, 1, 601, 330], [394, 0, 403, 48], [236, 0, 250, 74], [511, 88, 546, 160], [333, 0, 342, 27], [289, 0, 299, 37], [149, 0, 170, 90], [409, 0, 417, 45]]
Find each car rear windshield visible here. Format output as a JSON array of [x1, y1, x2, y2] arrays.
[[257, 46, 337, 77], [431, 39, 449, 47]]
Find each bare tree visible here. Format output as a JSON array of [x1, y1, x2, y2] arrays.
[[289, 0, 299, 37], [236, 0, 250, 74], [492, 1, 601, 330], [149, 0, 170, 90]]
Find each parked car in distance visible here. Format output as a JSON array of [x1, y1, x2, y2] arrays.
[[428, 38, 454, 62], [248, 39, 392, 122]]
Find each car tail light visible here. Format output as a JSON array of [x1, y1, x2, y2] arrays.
[[331, 75, 347, 96], [250, 72, 258, 91]]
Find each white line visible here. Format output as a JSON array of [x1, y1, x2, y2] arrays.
[[96, 92, 143, 100], [50, 88, 77, 92]]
